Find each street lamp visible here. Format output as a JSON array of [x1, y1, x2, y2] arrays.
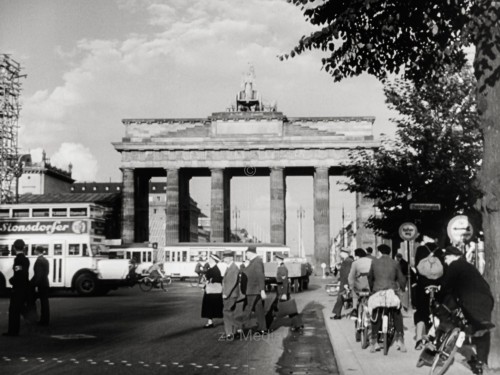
[[297, 206, 305, 258]]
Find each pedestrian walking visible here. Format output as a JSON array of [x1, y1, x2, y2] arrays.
[[30, 246, 50, 326], [330, 249, 353, 320], [275, 254, 289, 300], [221, 251, 241, 339], [201, 254, 223, 328], [241, 246, 267, 333], [3, 239, 30, 337], [194, 257, 205, 286]]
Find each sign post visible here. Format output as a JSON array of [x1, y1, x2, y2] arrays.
[[398, 222, 419, 309], [447, 215, 474, 253]]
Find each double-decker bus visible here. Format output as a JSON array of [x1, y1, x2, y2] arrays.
[[0, 203, 130, 296]]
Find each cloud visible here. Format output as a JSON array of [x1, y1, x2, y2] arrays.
[[50, 143, 99, 182], [18, 0, 393, 182]]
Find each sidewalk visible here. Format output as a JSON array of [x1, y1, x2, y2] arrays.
[[313, 276, 474, 375]]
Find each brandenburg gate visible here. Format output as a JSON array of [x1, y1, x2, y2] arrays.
[[113, 69, 379, 269]]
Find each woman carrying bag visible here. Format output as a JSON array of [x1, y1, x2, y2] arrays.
[[201, 254, 224, 328]]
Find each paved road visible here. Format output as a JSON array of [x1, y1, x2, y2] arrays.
[[0, 278, 338, 375]]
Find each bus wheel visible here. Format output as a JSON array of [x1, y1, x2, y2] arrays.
[[75, 273, 98, 296]]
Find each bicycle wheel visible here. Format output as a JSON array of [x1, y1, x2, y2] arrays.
[[139, 279, 153, 292], [429, 328, 460, 375], [383, 309, 395, 356]]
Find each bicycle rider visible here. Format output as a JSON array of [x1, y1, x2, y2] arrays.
[[347, 248, 373, 319], [437, 246, 494, 375], [367, 244, 407, 353], [147, 260, 167, 291]]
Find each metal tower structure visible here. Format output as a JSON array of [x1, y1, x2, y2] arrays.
[[0, 54, 23, 203]]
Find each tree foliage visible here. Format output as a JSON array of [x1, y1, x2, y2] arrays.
[[283, 0, 499, 91], [343, 66, 482, 242]]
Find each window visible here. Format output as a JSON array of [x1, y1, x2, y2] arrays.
[[52, 208, 67, 217], [13, 209, 29, 218], [0, 209, 10, 218], [182, 251, 187, 262], [105, 186, 109, 191], [165, 251, 171, 262], [82, 187, 86, 191], [33, 244, 49, 255], [93, 187, 97, 191], [70, 207, 88, 217], [157, 196, 161, 202], [54, 244, 63, 256], [68, 244, 80, 256], [33, 209, 50, 217], [0, 245, 10, 256], [152, 186, 156, 191], [154, 209, 157, 214], [83, 244, 89, 256]]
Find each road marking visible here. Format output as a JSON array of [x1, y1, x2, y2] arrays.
[[51, 334, 96, 340]]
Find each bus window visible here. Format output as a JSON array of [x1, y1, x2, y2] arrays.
[[54, 244, 63, 256], [147, 252, 152, 262], [182, 251, 187, 262], [68, 244, 80, 256], [235, 253, 243, 263], [33, 209, 50, 217], [52, 208, 67, 217], [165, 251, 171, 262], [266, 252, 272, 263], [34, 244, 49, 255], [13, 209, 29, 218], [70, 207, 88, 217], [0, 245, 9, 256], [83, 244, 89, 257], [0, 209, 9, 217]]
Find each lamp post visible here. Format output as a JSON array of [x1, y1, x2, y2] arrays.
[[297, 206, 305, 258]]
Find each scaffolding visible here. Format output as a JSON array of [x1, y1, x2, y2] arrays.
[[0, 54, 23, 203]]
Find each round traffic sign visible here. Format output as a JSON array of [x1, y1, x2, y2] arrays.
[[447, 215, 473, 243], [399, 222, 418, 241], [320, 263, 326, 269]]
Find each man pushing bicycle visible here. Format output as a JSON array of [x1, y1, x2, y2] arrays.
[[437, 246, 494, 375]]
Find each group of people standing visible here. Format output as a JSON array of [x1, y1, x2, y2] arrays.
[[3, 239, 50, 337], [199, 246, 284, 340], [331, 243, 494, 375]]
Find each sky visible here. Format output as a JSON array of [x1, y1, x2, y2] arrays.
[[0, 0, 398, 254]]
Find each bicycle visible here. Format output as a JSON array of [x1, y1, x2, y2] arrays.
[[426, 307, 494, 375], [137, 274, 172, 292], [352, 289, 371, 349], [416, 285, 441, 366], [371, 305, 397, 355]]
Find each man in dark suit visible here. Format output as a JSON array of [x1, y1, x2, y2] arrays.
[[221, 250, 241, 339], [439, 246, 494, 375], [3, 239, 30, 336], [31, 246, 50, 326], [368, 244, 407, 352], [275, 254, 289, 299], [241, 246, 267, 333], [330, 249, 353, 319]]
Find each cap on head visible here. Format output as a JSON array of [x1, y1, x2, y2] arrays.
[[377, 244, 391, 255], [210, 254, 221, 262], [35, 246, 45, 254], [354, 248, 366, 258], [395, 253, 403, 259], [246, 246, 257, 254], [444, 246, 462, 256], [13, 239, 25, 251]]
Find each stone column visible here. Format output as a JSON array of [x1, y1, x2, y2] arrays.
[[165, 168, 180, 244], [121, 168, 135, 244], [314, 167, 330, 269], [270, 167, 286, 244], [211, 168, 224, 242], [223, 172, 232, 242]]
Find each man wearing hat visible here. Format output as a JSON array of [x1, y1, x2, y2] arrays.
[[221, 250, 241, 339], [330, 248, 353, 320], [438, 246, 494, 374], [275, 254, 289, 300], [241, 246, 267, 333], [3, 239, 30, 336]]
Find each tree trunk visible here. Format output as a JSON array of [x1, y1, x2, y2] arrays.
[[476, 25, 500, 369]]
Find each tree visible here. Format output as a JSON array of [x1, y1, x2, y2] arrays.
[[344, 66, 482, 245], [285, 0, 500, 367]]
